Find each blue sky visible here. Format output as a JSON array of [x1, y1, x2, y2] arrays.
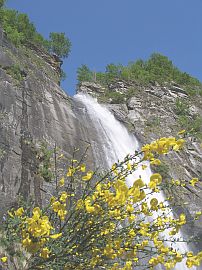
[[6, 0, 202, 96]]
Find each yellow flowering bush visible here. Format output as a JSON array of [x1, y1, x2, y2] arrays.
[[0, 136, 201, 270]]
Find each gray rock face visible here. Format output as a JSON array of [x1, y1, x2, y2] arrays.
[[127, 96, 142, 110], [77, 81, 105, 97], [0, 29, 101, 212]]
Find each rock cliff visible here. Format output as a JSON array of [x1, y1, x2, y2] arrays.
[[0, 28, 101, 212]]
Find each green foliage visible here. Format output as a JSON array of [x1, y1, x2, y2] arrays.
[[173, 97, 202, 140], [174, 98, 189, 116], [1, 9, 46, 47], [126, 87, 140, 99], [0, 6, 71, 61], [105, 63, 123, 83], [60, 69, 67, 81], [146, 116, 161, 128], [153, 161, 170, 180], [104, 91, 125, 104], [77, 64, 94, 82], [36, 142, 54, 182], [5, 64, 25, 82], [178, 115, 202, 140], [185, 87, 202, 97], [77, 54, 202, 94], [48, 32, 71, 58]]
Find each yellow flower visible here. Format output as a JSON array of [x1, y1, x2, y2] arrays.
[[187, 252, 194, 257], [14, 207, 24, 217], [59, 177, 65, 187], [67, 167, 74, 177], [52, 201, 67, 220], [149, 173, 162, 190], [142, 164, 147, 170], [142, 137, 185, 159], [60, 191, 68, 202], [127, 162, 132, 170], [164, 261, 175, 269], [128, 214, 136, 223], [133, 178, 145, 188], [111, 263, 119, 270], [50, 196, 56, 204], [80, 164, 86, 172], [7, 210, 14, 218], [173, 139, 185, 151], [126, 204, 134, 213], [22, 237, 32, 247], [189, 178, 198, 186], [76, 199, 84, 210], [178, 129, 186, 135], [50, 233, 62, 239], [186, 256, 200, 268], [85, 200, 98, 214], [195, 211, 202, 220], [1, 257, 7, 263], [128, 229, 136, 237], [150, 159, 161, 165], [82, 170, 94, 181], [150, 198, 158, 211], [175, 252, 183, 262], [178, 213, 186, 225], [124, 261, 133, 270], [32, 207, 42, 220], [40, 247, 50, 259]]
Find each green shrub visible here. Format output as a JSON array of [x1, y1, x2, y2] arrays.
[[0, 6, 71, 61], [146, 116, 161, 128], [125, 87, 140, 99], [178, 114, 202, 140], [37, 142, 54, 182], [104, 91, 125, 104], [48, 32, 71, 59], [5, 64, 24, 82], [174, 98, 189, 116], [77, 65, 94, 83], [77, 54, 202, 93], [153, 161, 170, 179]]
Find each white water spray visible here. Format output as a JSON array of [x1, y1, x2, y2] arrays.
[[74, 93, 192, 269]]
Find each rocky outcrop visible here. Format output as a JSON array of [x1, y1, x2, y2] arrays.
[[78, 80, 202, 249], [77, 81, 105, 97], [0, 29, 101, 213]]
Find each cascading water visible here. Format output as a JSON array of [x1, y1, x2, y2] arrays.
[[74, 93, 193, 270]]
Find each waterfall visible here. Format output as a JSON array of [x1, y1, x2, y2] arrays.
[[74, 93, 193, 270]]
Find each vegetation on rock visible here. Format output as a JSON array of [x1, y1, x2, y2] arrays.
[[48, 32, 71, 59], [77, 53, 202, 96], [0, 136, 202, 269], [0, 3, 71, 59], [0, 1, 71, 82]]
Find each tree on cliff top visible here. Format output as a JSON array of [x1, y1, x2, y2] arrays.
[[0, 4, 71, 61], [48, 32, 71, 59]]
